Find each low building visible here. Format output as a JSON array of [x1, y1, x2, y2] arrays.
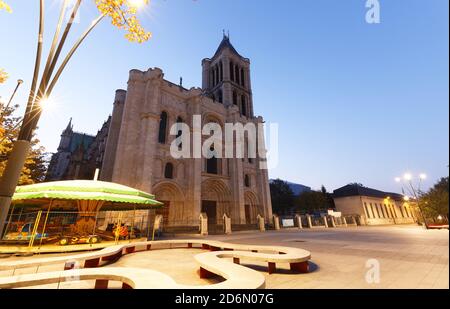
[[333, 184, 417, 226]]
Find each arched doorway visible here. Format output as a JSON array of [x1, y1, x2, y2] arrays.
[[244, 191, 259, 225], [201, 178, 232, 233], [152, 181, 185, 229]]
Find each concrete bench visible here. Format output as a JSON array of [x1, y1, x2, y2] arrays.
[[0, 267, 179, 289], [0, 239, 311, 289]]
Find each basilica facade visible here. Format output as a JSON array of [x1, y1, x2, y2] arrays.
[[48, 36, 273, 231]]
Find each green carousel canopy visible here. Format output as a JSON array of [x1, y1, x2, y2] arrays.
[[12, 180, 163, 211]]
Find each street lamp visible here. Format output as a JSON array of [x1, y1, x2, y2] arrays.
[[0, 79, 23, 123], [394, 172, 428, 229], [0, 1, 150, 238]]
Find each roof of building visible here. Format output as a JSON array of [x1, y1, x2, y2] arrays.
[[333, 184, 404, 201], [70, 133, 95, 153], [212, 35, 245, 60]]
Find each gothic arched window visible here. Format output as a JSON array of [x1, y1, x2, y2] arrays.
[[217, 90, 223, 104], [219, 61, 223, 81], [241, 95, 247, 117], [164, 163, 174, 179], [240, 68, 245, 87], [158, 111, 168, 144], [206, 146, 218, 175], [230, 62, 234, 82], [233, 91, 237, 105], [245, 175, 251, 187], [235, 65, 240, 85], [214, 65, 219, 86]]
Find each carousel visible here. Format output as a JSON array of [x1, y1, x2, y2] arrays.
[[2, 180, 163, 249]]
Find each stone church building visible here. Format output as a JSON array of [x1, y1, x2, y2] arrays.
[[47, 36, 273, 231]]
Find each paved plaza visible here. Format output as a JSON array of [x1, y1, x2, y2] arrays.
[[0, 225, 448, 289]]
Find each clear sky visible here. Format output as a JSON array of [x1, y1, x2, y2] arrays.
[[0, 0, 448, 193]]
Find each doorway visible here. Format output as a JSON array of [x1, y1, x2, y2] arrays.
[[245, 204, 252, 225], [201, 201, 217, 225], [156, 201, 170, 228]]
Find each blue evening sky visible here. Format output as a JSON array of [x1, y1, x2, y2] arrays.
[[0, 0, 448, 193]]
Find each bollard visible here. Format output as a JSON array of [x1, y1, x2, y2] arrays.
[[306, 214, 313, 228], [330, 216, 336, 228], [273, 215, 280, 230], [257, 215, 266, 232], [295, 215, 303, 229], [223, 213, 232, 235], [199, 213, 208, 236]]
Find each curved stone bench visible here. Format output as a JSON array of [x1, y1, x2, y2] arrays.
[[0, 239, 311, 289], [0, 267, 180, 289]]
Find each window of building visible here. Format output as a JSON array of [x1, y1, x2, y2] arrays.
[[399, 205, 404, 218], [206, 147, 218, 175], [386, 205, 392, 218], [230, 62, 234, 82], [215, 67, 219, 86], [217, 90, 223, 104], [233, 91, 237, 105], [235, 65, 240, 85], [379, 204, 386, 218], [158, 112, 168, 144], [219, 61, 223, 81], [164, 163, 174, 179], [388, 204, 397, 218], [364, 202, 371, 218], [376, 204, 382, 218], [384, 204, 390, 218], [240, 68, 245, 87], [241, 95, 247, 116], [244, 175, 251, 187], [370, 203, 379, 218]]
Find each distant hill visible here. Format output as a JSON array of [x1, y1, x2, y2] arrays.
[[270, 179, 312, 196]]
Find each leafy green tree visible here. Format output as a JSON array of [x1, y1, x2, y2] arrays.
[[295, 185, 335, 213], [270, 179, 295, 215], [421, 177, 449, 221], [295, 190, 327, 212]]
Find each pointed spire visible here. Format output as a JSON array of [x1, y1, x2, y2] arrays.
[[67, 117, 73, 130], [213, 32, 242, 59], [63, 118, 73, 135]]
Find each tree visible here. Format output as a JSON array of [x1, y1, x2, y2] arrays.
[[421, 177, 449, 221], [95, 0, 151, 43], [0, 69, 7, 84], [0, 101, 48, 184], [295, 186, 335, 213], [270, 179, 295, 215], [295, 190, 327, 213]]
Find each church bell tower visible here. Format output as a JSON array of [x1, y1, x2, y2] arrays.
[[202, 34, 254, 118]]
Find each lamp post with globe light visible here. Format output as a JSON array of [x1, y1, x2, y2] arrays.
[[395, 173, 428, 229]]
